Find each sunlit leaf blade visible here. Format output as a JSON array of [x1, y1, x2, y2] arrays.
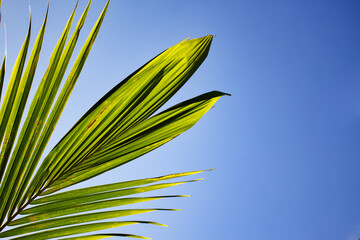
[[27, 0, 109, 202], [0, 7, 48, 224], [12, 1, 81, 214], [44, 91, 223, 194], [0, 17, 31, 182], [35, 169, 207, 204], [62, 233, 151, 240], [0, 16, 32, 226], [73, 91, 223, 164], [16, 0, 90, 213], [6, 210, 171, 235], [0, 54, 6, 101], [12, 180, 197, 225], [70, 92, 226, 174], [8, 221, 165, 240], [32, 35, 213, 197], [23, 195, 188, 216]]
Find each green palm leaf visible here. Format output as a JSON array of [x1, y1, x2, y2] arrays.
[[10, 221, 166, 240], [3, 209, 173, 237], [0, 0, 228, 238], [34, 169, 207, 204], [62, 234, 151, 240]]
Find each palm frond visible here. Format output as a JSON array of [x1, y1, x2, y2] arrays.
[[0, 0, 228, 238]]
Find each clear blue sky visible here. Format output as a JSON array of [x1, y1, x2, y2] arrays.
[[1, 0, 360, 239]]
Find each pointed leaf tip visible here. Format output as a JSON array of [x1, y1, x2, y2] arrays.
[[190, 178, 205, 182], [136, 221, 168, 227], [46, 0, 49, 16], [154, 223, 168, 227], [180, 195, 191, 197]]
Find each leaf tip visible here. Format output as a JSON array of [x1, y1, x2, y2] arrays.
[[190, 178, 204, 182], [180, 194, 191, 197], [158, 223, 168, 227]]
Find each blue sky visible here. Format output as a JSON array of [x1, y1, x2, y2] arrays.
[[1, 0, 360, 239]]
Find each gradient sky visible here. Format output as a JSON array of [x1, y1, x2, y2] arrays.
[[1, 0, 360, 240]]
